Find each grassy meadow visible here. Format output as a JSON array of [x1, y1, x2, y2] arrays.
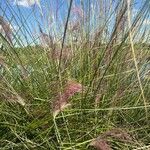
[[0, 0, 150, 149]]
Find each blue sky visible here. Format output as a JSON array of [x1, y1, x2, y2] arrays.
[[0, 0, 149, 46], [0, 0, 145, 29]]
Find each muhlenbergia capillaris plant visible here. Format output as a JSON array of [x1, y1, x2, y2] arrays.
[[0, 0, 150, 149]]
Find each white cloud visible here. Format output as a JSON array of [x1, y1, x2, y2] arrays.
[[143, 19, 150, 25], [13, 0, 41, 8], [12, 0, 43, 15]]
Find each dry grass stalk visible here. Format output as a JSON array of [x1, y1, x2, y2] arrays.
[[52, 80, 83, 117], [0, 16, 13, 45], [104, 3, 127, 64], [40, 33, 53, 48], [68, 20, 80, 32], [38, 26, 73, 62], [20, 66, 29, 80], [39, 26, 53, 48], [0, 55, 6, 66], [51, 46, 73, 62], [95, 94, 102, 107], [1, 90, 25, 106], [68, 6, 84, 32], [0, 55, 10, 70], [72, 6, 84, 18], [114, 2, 127, 43], [1, 77, 26, 106]]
